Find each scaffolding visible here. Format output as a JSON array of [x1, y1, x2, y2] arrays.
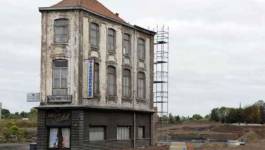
[[154, 26, 169, 121]]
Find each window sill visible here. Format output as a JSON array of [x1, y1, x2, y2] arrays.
[[136, 98, 146, 103], [53, 42, 69, 46], [122, 97, 133, 103], [91, 46, 99, 51], [106, 95, 117, 101], [108, 50, 116, 55]]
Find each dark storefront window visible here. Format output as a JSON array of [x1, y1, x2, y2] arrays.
[[117, 126, 130, 140], [49, 128, 70, 149], [137, 126, 145, 139], [89, 126, 105, 141]]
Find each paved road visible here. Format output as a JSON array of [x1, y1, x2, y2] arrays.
[[0, 144, 29, 150], [170, 142, 187, 150]]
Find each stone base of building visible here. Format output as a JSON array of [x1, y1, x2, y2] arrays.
[[36, 107, 154, 150]]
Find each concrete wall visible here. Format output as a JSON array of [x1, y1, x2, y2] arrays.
[[40, 10, 154, 111]]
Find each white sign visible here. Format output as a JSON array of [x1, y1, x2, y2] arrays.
[[86, 59, 94, 98], [27, 93, 40, 102]]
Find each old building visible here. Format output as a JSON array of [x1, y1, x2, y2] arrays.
[[36, 0, 156, 149]]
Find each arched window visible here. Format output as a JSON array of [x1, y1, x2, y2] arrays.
[[122, 69, 131, 97], [54, 18, 69, 43], [107, 28, 116, 52], [94, 63, 100, 95], [90, 23, 100, 48], [107, 66, 116, 96], [137, 72, 146, 99], [137, 38, 145, 61], [123, 33, 131, 57], [52, 59, 68, 95]]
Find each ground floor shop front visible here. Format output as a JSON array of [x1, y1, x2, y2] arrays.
[[36, 107, 154, 150]]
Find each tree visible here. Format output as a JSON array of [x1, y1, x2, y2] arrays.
[[192, 114, 203, 120], [1, 109, 11, 119], [210, 108, 220, 122]]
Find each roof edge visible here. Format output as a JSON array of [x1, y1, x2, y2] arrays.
[[39, 7, 156, 36], [36, 105, 155, 113]]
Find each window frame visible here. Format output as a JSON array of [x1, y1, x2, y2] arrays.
[[54, 18, 69, 44], [107, 66, 117, 97], [137, 38, 146, 61], [107, 28, 116, 53], [123, 33, 131, 57], [93, 62, 100, 96], [90, 22, 100, 49], [52, 59, 68, 96], [122, 69, 131, 98], [48, 127, 71, 150], [137, 72, 146, 99]]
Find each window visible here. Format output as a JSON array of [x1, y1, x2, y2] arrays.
[[122, 69, 131, 98], [107, 28, 116, 52], [123, 34, 131, 56], [94, 63, 100, 95], [49, 128, 70, 149], [117, 127, 130, 140], [54, 19, 69, 43], [137, 38, 145, 61], [107, 66, 116, 96], [137, 127, 145, 139], [137, 72, 146, 99], [89, 127, 105, 141], [53, 60, 68, 96], [90, 23, 100, 48]]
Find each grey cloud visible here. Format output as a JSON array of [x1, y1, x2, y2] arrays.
[[1, 0, 265, 115]]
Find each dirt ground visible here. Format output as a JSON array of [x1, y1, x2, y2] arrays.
[[200, 139, 265, 150]]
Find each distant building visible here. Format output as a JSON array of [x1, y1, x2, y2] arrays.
[[36, 0, 156, 149]]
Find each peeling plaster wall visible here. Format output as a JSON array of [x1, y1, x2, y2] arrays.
[[40, 10, 154, 111], [41, 11, 81, 105]]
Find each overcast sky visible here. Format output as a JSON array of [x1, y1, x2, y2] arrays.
[[1, 0, 265, 116]]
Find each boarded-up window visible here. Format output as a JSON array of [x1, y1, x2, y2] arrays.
[[89, 127, 105, 141], [107, 28, 116, 52], [94, 63, 100, 95], [122, 69, 131, 97], [117, 127, 130, 140], [137, 72, 146, 99], [90, 23, 100, 48], [123, 33, 131, 57], [137, 127, 144, 139], [107, 66, 116, 96], [54, 19, 69, 43], [137, 38, 145, 61], [52, 60, 68, 96]]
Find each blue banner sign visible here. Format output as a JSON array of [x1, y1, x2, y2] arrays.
[[86, 59, 94, 98]]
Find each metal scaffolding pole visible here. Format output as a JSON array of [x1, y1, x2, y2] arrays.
[[154, 26, 169, 129]]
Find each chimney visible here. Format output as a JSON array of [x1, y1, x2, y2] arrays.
[[115, 13, 119, 17]]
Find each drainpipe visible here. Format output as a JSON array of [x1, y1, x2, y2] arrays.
[[133, 112, 136, 149]]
